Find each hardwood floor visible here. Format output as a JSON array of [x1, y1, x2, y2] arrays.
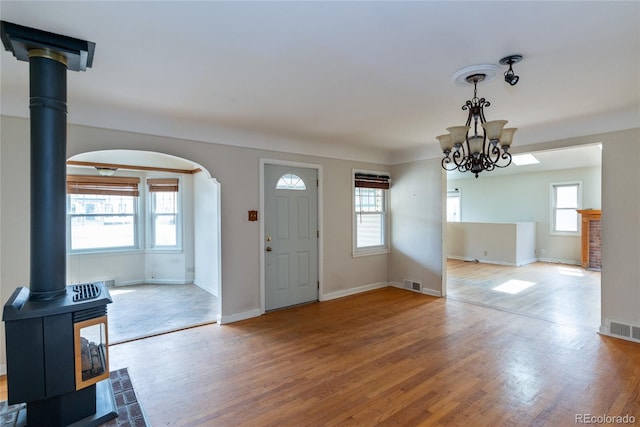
[[446, 260, 601, 330], [98, 287, 638, 426]]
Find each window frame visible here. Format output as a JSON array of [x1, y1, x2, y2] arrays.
[[447, 188, 461, 222], [550, 181, 582, 236], [148, 178, 182, 250], [67, 193, 140, 253], [67, 174, 183, 254], [352, 169, 390, 257]]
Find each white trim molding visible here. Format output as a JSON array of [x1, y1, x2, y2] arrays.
[[320, 282, 389, 302], [447, 255, 538, 267], [390, 281, 442, 297], [218, 308, 262, 325]]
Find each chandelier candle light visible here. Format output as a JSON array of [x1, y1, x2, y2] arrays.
[[438, 60, 520, 178]]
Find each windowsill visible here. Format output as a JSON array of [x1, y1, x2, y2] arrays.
[[352, 248, 390, 258], [550, 231, 580, 237], [69, 248, 183, 256]]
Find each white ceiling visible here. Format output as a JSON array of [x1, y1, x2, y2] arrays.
[[1, 1, 639, 166]]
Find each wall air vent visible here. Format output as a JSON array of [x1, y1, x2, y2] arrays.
[[610, 322, 631, 338], [403, 279, 422, 293], [606, 319, 640, 343]]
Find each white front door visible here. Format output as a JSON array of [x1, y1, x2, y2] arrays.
[[264, 165, 318, 311]]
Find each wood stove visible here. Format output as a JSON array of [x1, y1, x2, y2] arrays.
[[1, 21, 117, 426], [4, 284, 115, 426]]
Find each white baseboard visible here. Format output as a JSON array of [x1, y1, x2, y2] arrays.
[[598, 329, 640, 344], [516, 258, 538, 266], [390, 281, 442, 297], [447, 256, 517, 267], [116, 279, 192, 286], [421, 287, 442, 297], [193, 280, 218, 297], [146, 279, 192, 285], [0, 363, 6, 376], [115, 279, 145, 286], [219, 308, 261, 325], [537, 257, 580, 265], [320, 282, 389, 301]]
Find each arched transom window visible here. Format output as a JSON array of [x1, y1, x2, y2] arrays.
[[276, 173, 306, 190]]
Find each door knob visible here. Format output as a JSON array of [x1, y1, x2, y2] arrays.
[[266, 246, 273, 252]]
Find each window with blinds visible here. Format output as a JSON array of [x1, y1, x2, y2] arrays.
[[148, 178, 180, 248], [67, 175, 140, 251], [353, 172, 390, 253]]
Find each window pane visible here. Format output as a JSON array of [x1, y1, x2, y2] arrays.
[[153, 192, 177, 214], [69, 194, 135, 214], [447, 196, 460, 222], [556, 186, 578, 208], [555, 209, 578, 232], [355, 188, 383, 212], [276, 173, 306, 190], [70, 215, 135, 250], [356, 213, 384, 247], [154, 214, 177, 246]]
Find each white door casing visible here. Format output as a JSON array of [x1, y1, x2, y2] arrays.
[[264, 164, 319, 311]]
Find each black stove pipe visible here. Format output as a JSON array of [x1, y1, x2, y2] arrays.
[[1, 20, 95, 300], [29, 50, 68, 301]]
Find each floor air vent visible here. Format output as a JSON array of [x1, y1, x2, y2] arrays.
[[403, 279, 422, 293]]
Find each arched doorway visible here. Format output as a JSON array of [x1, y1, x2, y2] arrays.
[[66, 150, 221, 342]]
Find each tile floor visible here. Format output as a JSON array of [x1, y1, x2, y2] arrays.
[[107, 284, 218, 344]]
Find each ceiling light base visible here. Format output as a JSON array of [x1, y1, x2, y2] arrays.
[[499, 55, 523, 66], [465, 74, 486, 85]]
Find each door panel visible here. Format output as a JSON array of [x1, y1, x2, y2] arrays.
[[276, 254, 289, 291], [276, 197, 289, 240], [265, 165, 318, 311]]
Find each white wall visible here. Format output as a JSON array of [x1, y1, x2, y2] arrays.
[[447, 222, 536, 266], [448, 166, 601, 264], [0, 117, 28, 373], [389, 158, 443, 296], [193, 172, 221, 297], [601, 128, 640, 334]]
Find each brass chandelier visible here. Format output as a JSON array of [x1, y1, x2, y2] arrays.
[[437, 56, 521, 178]]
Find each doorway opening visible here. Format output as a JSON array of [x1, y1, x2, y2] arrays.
[[442, 144, 602, 330], [66, 150, 221, 343]]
